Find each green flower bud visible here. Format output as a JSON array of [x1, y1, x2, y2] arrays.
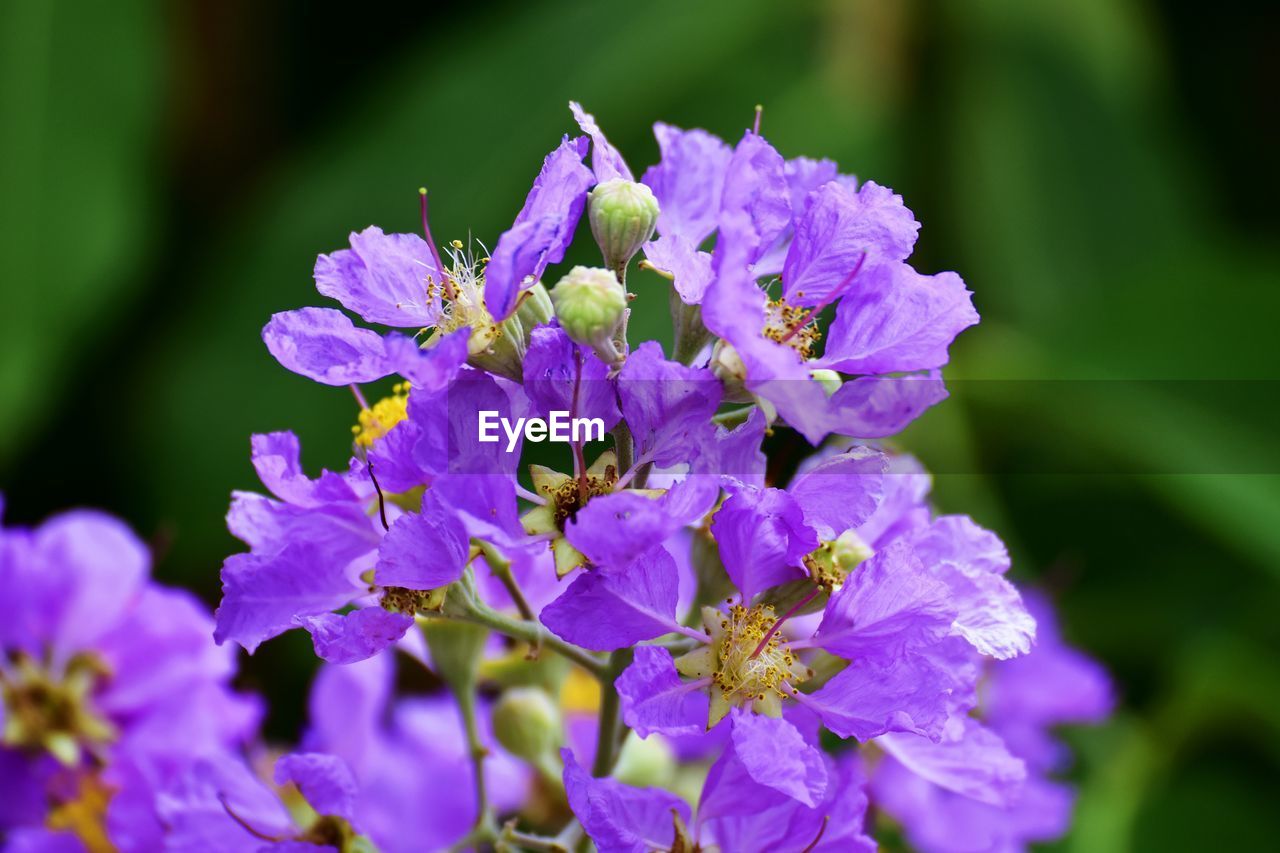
[[515, 281, 554, 338], [550, 266, 627, 366], [421, 619, 489, 690], [588, 178, 660, 274], [612, 731, 677, 788], [491, 687, 562, 764]]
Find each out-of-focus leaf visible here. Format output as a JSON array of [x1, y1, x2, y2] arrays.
[[0, 0, 161, 467]]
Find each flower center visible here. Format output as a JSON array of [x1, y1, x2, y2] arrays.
[[352, 382, 410, 449], [712, 604, 805, 703], [1, 652, 116, 766], [762, 297, 821, 359]]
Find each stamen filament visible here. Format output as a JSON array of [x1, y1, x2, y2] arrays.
[[419, 188, 456, 301], [750, 585, 820, 659]]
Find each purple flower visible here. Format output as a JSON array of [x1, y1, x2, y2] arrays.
[[869, 591, 1113, 852], [0, 503, 258, 848]]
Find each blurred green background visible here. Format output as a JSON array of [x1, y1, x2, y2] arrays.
[[2, 0, 1278, 848]]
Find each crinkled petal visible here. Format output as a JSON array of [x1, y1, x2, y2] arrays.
[[877, 717, 1026, 807], [781, 181, 919, 307], [541, 548, 684, 651], [616, 647, 709, 739], [786, 445, 887, 539], [263, 307, 392, 385], [565, 476, 717, 570], [727, 713, 828, 808], [314, 226, 441, 327], [249, 431, 361, 507], [819, 262, 978, 374], [295, 607, 413, 665], [812, 540, 954, 659], [569, 102, 633, 182], [617, 342, 721, 467], [215, 543, 361, 653], [522, 324, 621, 430], [711, 487, 815, 601], [227, 492, 380, 565], [792, 649, 961, 742], [485, 135, 594, 320], [718, 132, 791, 264], [641, 122, 732, 245], [561, 749, 688, 853], [641, 233, 714, 304], [373, 496, 470, 591]]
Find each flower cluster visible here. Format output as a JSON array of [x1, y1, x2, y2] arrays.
[[1, 102, 1112, 852]]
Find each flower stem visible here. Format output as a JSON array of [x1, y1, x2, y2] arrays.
[[425, 584, 607, 679], [590, 649, 632, 777]]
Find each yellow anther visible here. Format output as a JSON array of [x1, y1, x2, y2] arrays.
[[352, 383, 412, 449]]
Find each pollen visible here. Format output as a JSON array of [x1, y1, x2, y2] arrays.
[[762, 297, 821, 359], [676, 603, 811, 727], [352, 382, 411, 449]]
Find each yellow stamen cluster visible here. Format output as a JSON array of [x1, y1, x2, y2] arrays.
[[675, 604, 812, 728], [521, 452, 632, 576], [1, 652, 116, 767], [763, 297, 821, 358], [352, 382, 411, 449]]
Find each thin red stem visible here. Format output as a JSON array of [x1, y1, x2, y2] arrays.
[[418, 188, 455, 301], [750, 585, 821, 659]]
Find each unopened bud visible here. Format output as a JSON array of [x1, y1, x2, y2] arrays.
[[491, 687, 562, 763], [550, 266, 627, 366], [516, 281, 554, 336], [421, 619, 489, 690], [588, 179, 659, 273]]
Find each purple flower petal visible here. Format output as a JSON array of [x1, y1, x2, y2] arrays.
[[781, 181, 919, 308], [909, 517, 1033, 660], [617, 342, 721, 468], [819, 262, 978, 375], [569, 102, 633, 182], [792, 647, 964, 742], [313, 226, 441, 328], [485, 135, 594, 320], [710, 487, 815, 602], [373, 496, 470, 591], [812, 540, 954, 659], [786, 445, 887, 539], [877, 717, 1027, 807], [249, 431, 360, 507], [263, 307, 393, 385], [641, 233, 714, 304], [274, 752, 359, 821], [726, 713, 828, 808], [641, 122, 732, 245], [542, 548, 684, 651], [718, 132, 791, 264], [295, 607, 413, 665], [565, 476, 717, 570], [522, 324, 621, 430], [616, 646, 709, 738], [215, 543, 361, 653], [227, 492, 381, 565], [561, 749, 689, 853]]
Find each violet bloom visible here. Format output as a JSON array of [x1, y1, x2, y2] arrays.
[[264, 130, 594, 389], [571, 102, 977, 443], [562, 711, 875, 853], [870, 592, 1113, 853], [157, 654, 528, 852], [0, 500, 258, 851]]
